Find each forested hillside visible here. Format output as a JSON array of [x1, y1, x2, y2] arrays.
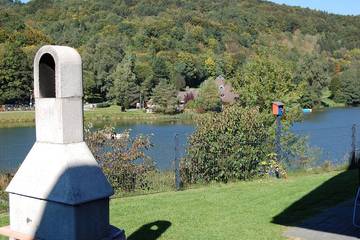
[[1, 0, 360, 109]]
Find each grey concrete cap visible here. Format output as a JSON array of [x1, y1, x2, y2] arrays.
[[34, 45, 83, 98]]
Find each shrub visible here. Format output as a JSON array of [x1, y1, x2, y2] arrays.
[[85, 124, 154, 192], [96, 102, 110, 108], [181, 104, 273, 183], [152, 80, 179, 114], [195, 78, 222, 112], [258, 153, 287, 178], [183, 92, 195, 104], [280, 132, 320, 169], [184, 99, 197, 110], [0, 173, 12, 212]]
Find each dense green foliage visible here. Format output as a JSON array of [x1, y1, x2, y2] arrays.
[[108, 54, 140, 109], [0, 43, 32, 104], [183, 96, 313, 183], [294, 54, 330, 108], [233, 52, 302, 112], [151, 80, 178, 114], [0, 0, 360, 106], [182, 105, 272, 183], [184, 50, 325, 182], [195, 77, 222, 112], [331, 62, 360, 105]]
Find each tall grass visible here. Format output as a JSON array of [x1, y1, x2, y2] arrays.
[[113, 170, 175, 198], [0, 174, 12, 213]]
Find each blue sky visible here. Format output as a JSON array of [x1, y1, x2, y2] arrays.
[[269, 0, 360, 15]]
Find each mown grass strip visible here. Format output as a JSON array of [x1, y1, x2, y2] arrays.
[[0, 170, 356, 239], [0, 107, 195, 128]]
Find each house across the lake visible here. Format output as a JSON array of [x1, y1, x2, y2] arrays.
[[214, 75, 239, 104], [177, 75, 238, 105], [177, 87, 198, 105]]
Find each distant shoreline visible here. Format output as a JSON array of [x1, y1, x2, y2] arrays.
[[0, 103, 351, 128], [0, 106, 195, 128]]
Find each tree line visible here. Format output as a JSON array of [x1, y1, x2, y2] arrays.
[[0, 0, 360, 110]]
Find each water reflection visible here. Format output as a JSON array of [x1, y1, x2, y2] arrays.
[[2, 107, 360, 172]]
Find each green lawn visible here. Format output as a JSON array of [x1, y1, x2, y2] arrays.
[[111, 170, 357, 240], [83, 106, 194, 124], [0, 170, 357, 240], [0, 111, 35, 127], [0, 106, 194, 128]]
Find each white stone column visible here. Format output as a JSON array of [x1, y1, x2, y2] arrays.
[[6, 46, 115, 240]]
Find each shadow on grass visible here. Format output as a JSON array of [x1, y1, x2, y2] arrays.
[[272, 169, 359, 237], [127, 220, 171, 240]]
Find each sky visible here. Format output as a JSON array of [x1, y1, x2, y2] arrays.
[[269, 0, 360, 15]]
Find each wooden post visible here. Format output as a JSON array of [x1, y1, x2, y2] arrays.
[[354, 124, 360, 186], [272, 101, 284, 164], [174, 134, 181, 191], [275, 115, 282, 162], [352, 124, 356, 165]]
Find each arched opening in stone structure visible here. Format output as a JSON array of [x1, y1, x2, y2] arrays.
[[39, 53, 55, 98]]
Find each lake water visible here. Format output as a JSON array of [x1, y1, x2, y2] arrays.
[[1, 107, 360, 172], [291, 107, 360, 166], [0, 121, 194, 172]]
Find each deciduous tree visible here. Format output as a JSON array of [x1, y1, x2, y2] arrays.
[[0, 44, 32, 104], [109, 54, 140, 110], [195, 78, 222, 112], [294, 54, 330, 108], [151, 79, 178, 114]]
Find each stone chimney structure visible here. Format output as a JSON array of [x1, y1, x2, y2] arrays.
[[5, 45, 116, 240]]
